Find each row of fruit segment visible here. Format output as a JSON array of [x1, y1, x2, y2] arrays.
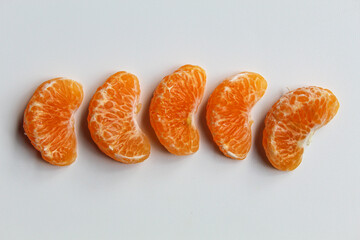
[[23, 64, 339, 171]]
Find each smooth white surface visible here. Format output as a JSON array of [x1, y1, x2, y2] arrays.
[[1, 0, 359, 239]]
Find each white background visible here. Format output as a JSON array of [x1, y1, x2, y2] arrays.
[[1, 0, 359, 239]]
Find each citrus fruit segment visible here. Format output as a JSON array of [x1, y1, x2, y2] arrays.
[[149, 65, 206, 155], [23, 78, 84, 166], [88, 72, 150, 164], [263, 86, 340, 171], [206, 72, 267, 160]]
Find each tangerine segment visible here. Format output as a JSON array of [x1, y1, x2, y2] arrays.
[[206, 72, 267, 160], [23, 78, 84, 166], [88, 72, 150, 163], [149, 65, 206, 155], [263, 86, 339, 171]]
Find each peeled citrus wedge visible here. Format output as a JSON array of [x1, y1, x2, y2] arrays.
[[206, 72, 267, 160], [263, 86, 340, 170], [23, 78, 84, 166], [149, 65, 206, 155], [88, 71, 150, 163]]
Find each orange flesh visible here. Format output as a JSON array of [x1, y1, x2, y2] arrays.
[[149, 65, 206, 155], [23, 78, 84, 166], [88, 72, 150, 163], [263, 86, 339, 171], [206, 72, 267, 160]]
